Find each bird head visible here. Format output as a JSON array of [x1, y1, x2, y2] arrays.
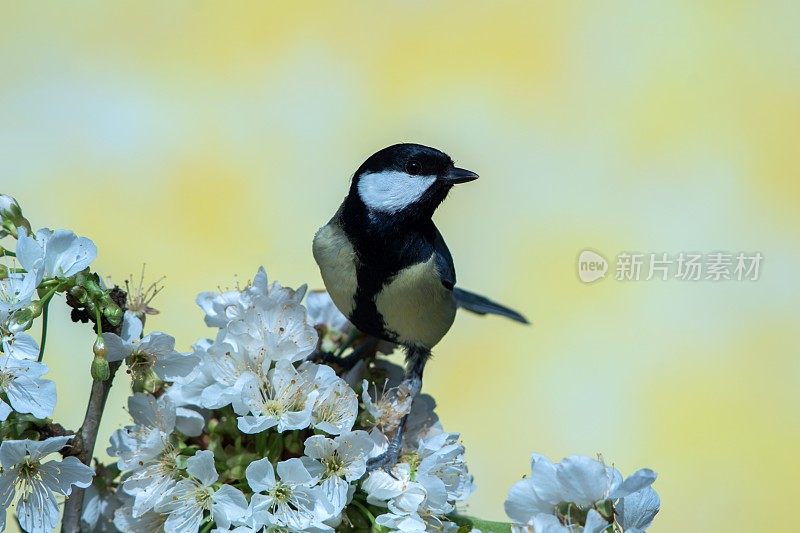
[[347, 143, 478, 225]]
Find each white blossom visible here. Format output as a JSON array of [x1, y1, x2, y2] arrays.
[[108, 393, 176, 470], [103, 316, 197, 382], [0, 436, 94, 532], [196, 267, 306, 329], [195, 338, 256, 411], [0, 356, 56, 421], [416, 432, 474, 506], [306, 290, 351, 335], [191, 268, 319, 416], [174, 406, 206, 437], [504, 454, 657, 532], [361, 378, 414, 436], [154, 450, 247, 533], [0, 331, 39, 362], [302, 362, 358, 435], [16, 228, 97, 283], [0, 272, 40, 360], [301, 431, 373, 513], [246, 457, 334, 531], [223, 294, 318, 367], [374, 485, 428, 532], [362, 431, 474, 532], [119, 447, 181, 519], [236, 361, 318, 434], [363, 463, 431, 531], [108, 393, 183, 517]]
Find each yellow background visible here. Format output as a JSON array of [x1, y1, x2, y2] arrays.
[[2, 2, 799, 531]]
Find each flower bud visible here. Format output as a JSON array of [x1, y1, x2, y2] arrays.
[[82, 277, 104, 299], [103, 303, 123, 326], [0, 264, 8, 280], [0, 194, 22, 217], [0, 194, 32, 236], [91, 355, 110, 381], [8, 308, 34, 333], [69, 285, 88, 305], [93, 334, 108, 358]]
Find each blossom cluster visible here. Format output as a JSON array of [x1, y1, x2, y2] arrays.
[[504, 454, 660, 532], [0, 195, 106, 530], [0, 194, 661, 532], [93, 266, 476, 532]]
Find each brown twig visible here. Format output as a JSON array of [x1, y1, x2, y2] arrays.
[[60, 361, 124, 532], [60, 288, 127, 533]]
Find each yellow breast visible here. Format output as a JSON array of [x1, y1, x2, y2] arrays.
[[312, 223, 358, 317], [374, 255, 457, 349]]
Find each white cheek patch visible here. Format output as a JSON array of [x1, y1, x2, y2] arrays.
[[357, 171, 437, 213]]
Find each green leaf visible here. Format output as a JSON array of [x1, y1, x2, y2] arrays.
[[448, 514, 514, 533]]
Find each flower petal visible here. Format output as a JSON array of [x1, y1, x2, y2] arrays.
[[556, 456, 612, 507], [0, 400, 11, 421], [303, 435, 337, 460], [39, 456, 95, 495], [102, 332, 131, 363], [276, 458, 313, 485], [211, 484, 248, 529], [175, 407, 205, 437], [609, 468, 657, 499], [618, 487, 661, 531], [6, 375, 56, 419], [245, 458, 275, 493], [5, 332, 40, 360], [152, 350, 198, 381], [187, 450, 219, 487], [17, 479, 60, 533]]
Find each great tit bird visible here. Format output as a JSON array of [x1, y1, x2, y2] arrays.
[[313, 143, 527, 470]]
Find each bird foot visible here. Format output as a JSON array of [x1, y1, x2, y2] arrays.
[[366, 446, 402, 474]]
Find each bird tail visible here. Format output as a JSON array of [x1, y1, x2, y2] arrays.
[[453, 287, 529, 324]]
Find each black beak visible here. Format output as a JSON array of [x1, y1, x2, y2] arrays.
[[442, 167, 479, 184]]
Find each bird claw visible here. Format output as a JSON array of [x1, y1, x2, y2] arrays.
[[366, 448, 401, 476]]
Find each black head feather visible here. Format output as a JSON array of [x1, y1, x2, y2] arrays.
[[344, 144, 467, 230]]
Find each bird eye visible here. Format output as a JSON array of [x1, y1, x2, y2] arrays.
[[405, 160, 421, 175]]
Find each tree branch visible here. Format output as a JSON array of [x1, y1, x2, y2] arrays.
[[60, 286, 127, 533], [60, 360, 124, 532]]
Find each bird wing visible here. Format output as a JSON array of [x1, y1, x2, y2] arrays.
[[432, 228, 456, 291]]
